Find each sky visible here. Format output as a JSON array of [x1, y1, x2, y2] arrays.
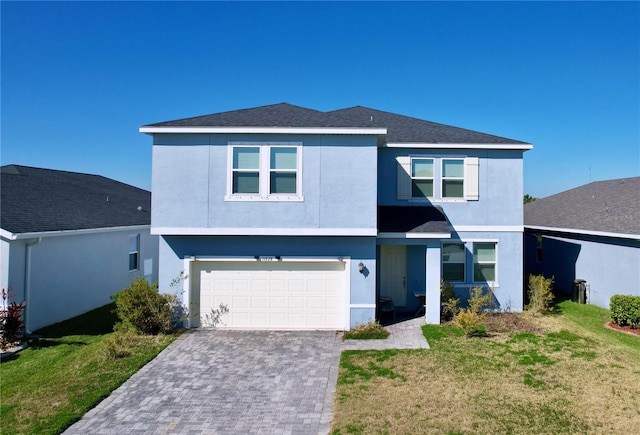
[[1, 1, 638, 198]]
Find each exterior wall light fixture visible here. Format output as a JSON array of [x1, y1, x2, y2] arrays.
[[358, 262, 365, 273]]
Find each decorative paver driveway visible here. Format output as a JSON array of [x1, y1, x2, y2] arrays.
[[64, 319, 429, 435], [64, 330, 343, 435]]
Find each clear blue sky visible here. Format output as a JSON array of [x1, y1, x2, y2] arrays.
[[2, 1, 638, 198]]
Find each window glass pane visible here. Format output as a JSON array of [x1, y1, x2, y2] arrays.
[[129, 235, 138, 252], [443, 180, 464, 198], [270, 172, 297, 194], [129, 253, 138, 271], [412, 159, 433, 177], [270, 147, 297, 170], [474, 243, 496, 262], [443, 159, 464, 177], [442, 243, 465, 262], [233, 147, 259, 169], [233, 172, 259, 193], [443, 263, 465, 282], [412, 180, 433, 197], [474, 264, 495, 282]]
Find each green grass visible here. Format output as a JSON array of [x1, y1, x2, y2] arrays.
[[332, 302, 640, 434], [0, 304, 177, 435], [343, 321, 390, 340]]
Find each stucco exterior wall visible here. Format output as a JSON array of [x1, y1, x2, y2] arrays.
[[151, 134, 378, 231], [378, 148, 525, 226], [2, 229, 158, 331]]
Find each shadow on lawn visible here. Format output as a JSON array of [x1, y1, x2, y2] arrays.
[[33, 303, 118, 338]]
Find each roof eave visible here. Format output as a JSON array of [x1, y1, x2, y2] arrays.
[[524, 225, 640, 241], [139, 126, 388, 135], [384, 142, 533, 150], [1, 225, 152, 240]]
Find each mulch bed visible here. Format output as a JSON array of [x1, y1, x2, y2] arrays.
[[604, 322, 640, 336]]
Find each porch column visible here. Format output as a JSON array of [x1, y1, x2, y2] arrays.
[[425, 245, 441, 324]]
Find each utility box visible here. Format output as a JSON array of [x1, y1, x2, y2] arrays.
[[573, 279, 587, 304]]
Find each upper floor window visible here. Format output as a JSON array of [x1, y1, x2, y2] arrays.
[[129, 234, 140, 271], [227, 143, 303, 201], [411, 158, 434, 198], [397, 156, 479, 201], [442, 159, 464, 198]]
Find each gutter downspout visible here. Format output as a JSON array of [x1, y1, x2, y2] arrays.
[[24, 237, 42, 333]]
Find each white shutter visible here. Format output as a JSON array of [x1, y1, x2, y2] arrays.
[[396, 156, 411, 200], [464, 157, 479, 200]]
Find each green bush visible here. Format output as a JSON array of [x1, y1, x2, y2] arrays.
[[610, 295, 640, 329], [526, 274, 555, 315], [452, 286, 494, 336], [440, 280, 460, 322], [112, 277, 180, 335]]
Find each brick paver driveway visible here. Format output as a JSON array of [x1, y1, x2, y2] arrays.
[[64, 329, 343, 435]]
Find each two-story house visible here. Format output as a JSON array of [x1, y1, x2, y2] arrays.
[[140, 103, 532, 329]]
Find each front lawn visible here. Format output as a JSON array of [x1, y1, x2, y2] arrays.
[[0, 304, 177, 435], [331, 300, 640, 434]]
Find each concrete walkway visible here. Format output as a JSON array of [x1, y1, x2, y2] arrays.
[[63, 318, 429, 435]]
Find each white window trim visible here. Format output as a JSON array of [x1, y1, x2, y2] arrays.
[[397, 155, 479, 203], [225, 142, 303, 202], [441, 241, 466, 283], [440, 240, 499, 287], [410, 157, 435, 200], [129, 234, 140, 272], [472, 241, 498, 286], [441, 158, 465, 199]]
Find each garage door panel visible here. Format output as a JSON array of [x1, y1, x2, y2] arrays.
[[197, 261, 345, 329]]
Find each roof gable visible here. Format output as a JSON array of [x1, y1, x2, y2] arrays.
[[1, 165, 151, 235], [143, 103, 529, 145], [524, 177, 640, 237]]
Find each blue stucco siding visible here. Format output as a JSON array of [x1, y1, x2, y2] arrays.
[[158, 235, 377, 328], [151, 134, 377, 231], [377, 148, 524, 226], [524, 230, 640, 309]]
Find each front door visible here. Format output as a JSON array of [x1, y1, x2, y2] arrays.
[[380, 245, 407, 307]]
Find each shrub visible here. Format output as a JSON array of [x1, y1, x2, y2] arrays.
[[0, 288, 26, 348], [452, 286, 494, 336], [610, 295, 640, 329], [526, 274, 554, 315], [344, 321, 390, 340], [112, 277, 178, 335], [440, 280, 460, 322]]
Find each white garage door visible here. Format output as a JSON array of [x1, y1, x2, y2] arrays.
[[195, 260, 346, 329]]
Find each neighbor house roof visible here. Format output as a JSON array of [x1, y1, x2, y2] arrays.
[[1, 165, 151, 236], [524, 177, 640, 238], [142, 103, 530, 146]]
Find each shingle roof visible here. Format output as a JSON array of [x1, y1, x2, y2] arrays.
[[378, 206, 450, 234], [1, 165, 151, 234], [144, 103, 528, 145], [524, 177, 640, 236]]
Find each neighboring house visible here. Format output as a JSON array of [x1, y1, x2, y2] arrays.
[[140, 103, 532, 329], [524, 177, 640, 308], [0, 165, 158, 331]]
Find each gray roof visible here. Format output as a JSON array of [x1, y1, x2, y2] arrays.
[[1, 165, 151, 235], [145, 103, 529, 145], [378, 206, 450, 234], [524, 177, 640, 236]]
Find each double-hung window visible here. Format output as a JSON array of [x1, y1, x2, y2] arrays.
[[129, 234, 140, 271], [442, 159, 464, 198], [442, 242, 466, 282], [227, 143, 302, 201], [411, 158, 434, 198], [473, 242, 497, 283], [396, 156, 478, 201]]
